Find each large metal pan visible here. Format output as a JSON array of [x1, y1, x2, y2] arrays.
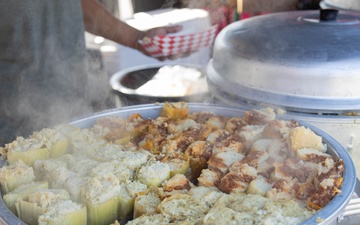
[[0, 103, 357, 225]]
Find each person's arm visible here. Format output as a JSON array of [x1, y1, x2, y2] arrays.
[[81, 0, 182, 58], [81, 0, 143, 49]]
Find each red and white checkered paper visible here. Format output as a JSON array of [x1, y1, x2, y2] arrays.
[[139, 25, 218, 57]]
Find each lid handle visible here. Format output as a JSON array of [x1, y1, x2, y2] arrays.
[[320, 9, 339, 21]]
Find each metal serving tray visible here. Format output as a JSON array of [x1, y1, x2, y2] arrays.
[[0, 103, 357, 225]]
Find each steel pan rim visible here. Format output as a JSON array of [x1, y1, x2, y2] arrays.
[[0, 103, 356, 225]]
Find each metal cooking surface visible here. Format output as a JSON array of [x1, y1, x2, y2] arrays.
[[69, 103, 357, 225], [0, 103, 359, 224], [339, 194, 360, 225], [120, 68, 159, 89]]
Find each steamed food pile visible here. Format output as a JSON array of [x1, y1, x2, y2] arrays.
[[0, 102, 344, 225]]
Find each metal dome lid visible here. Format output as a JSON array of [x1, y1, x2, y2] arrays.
[[207, 9, 360, 113]]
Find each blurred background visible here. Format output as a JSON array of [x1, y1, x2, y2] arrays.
[[86, 0, 321, 110]]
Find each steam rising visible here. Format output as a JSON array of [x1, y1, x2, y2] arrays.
[[0, 1, 112, 145], [0, 1, 224, 145]]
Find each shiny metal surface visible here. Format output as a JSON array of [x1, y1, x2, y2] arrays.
[[208, 10, 360, 113], [0, 103, 357, 224], [109, 63, 209, 106], [70, 103, 356, 225]]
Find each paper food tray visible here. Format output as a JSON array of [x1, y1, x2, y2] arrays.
[[139, 25, 218, 57]]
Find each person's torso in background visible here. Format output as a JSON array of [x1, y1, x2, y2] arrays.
[[0, 0, 91, 142]]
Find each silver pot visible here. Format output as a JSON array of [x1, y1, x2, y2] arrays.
[[109, 63, 210, 106], [0, 103, 357, 224]]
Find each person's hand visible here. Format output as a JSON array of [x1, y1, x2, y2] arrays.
[[135, 25, 194, 61]]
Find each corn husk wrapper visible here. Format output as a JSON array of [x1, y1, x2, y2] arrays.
[[49, 139, 69, 158], [83, 142, 115, 162], [133, 187, 161, 219], [0, 160, 35, 195], [32, 157, 69, 180], [44, 167, 78, 189], [86, 196, 119, 225], [81, 174, 120, 225], [3, 181, 48, 215], [38, 200, 87, 225], [67, 129, 105, 155], [16, 199, 47, 225], [136, 161, 171, 187], [7, 147, 49, 167], [118, 180, 148, 220], [118, 194, 134, 220], [29, 128, 69, 159], [89, 160, 134, 183], [161, 153, 190, 178], [63, 176, 90, 203], [16, 188, 70, 225]]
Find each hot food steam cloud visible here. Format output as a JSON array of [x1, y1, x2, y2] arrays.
[[5, 33, 97, 140], [7, 1, 225, 141]]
